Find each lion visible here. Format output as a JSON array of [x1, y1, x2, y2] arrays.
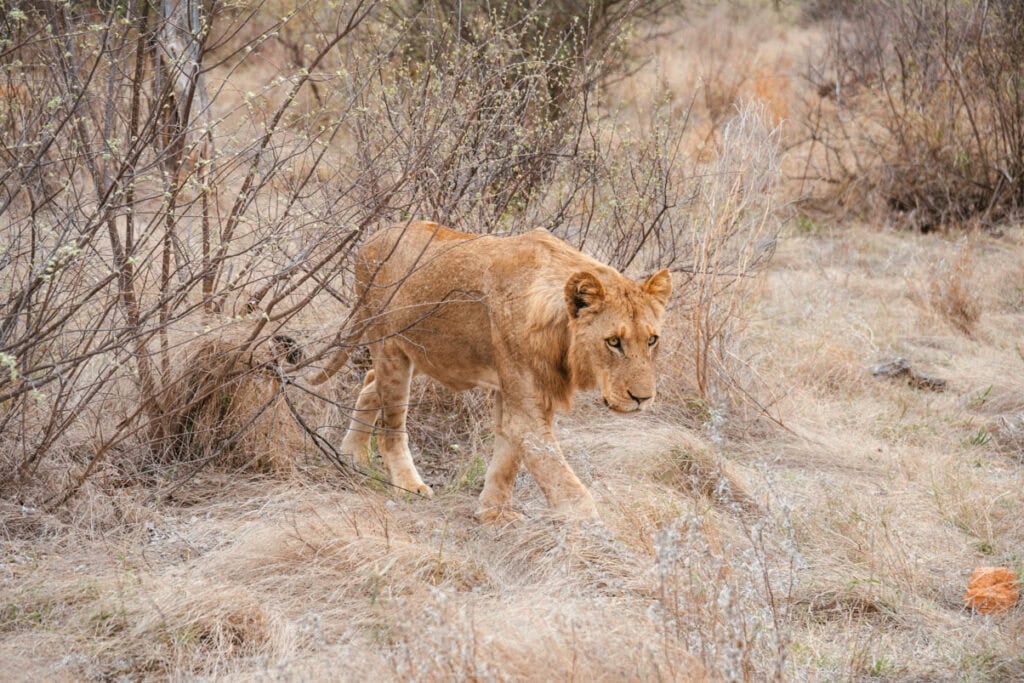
[[309, 221, 672, 523]]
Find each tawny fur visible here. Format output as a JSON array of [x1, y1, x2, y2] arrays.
[[310, 221, 672, 522]]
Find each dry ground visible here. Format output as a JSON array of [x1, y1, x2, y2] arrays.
[[3, 224, 1022, 680]]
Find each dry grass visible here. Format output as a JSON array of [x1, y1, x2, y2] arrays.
[[4, 229, 1023, 679], [147, 327, 303, 475], [922, 239, 983, 337], [3, 4, 1024, 682]]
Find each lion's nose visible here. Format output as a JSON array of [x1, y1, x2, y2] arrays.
[[627, 390, 651, 407]]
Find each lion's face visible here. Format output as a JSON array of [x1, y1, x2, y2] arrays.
[[564, 268, 672, 413]]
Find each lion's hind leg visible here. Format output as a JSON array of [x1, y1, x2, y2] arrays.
[[340, 369, 379, 467], [374, 343, 434, 498]]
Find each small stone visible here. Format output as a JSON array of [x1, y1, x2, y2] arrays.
[[870, 356, 947, 391], [963, 566, 1019, 614]]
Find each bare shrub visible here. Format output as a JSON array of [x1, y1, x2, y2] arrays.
[[801, 0, 1024, 229], [681, 103, 779, 406], [390, 594, 498, 682], [0, 0, 383, 505], [798, 0, 860, 22], [337, 0, 680, 237], [652, 509, 794, 681], [690, 4, 789, 132]]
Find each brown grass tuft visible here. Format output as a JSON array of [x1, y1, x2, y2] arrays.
[[101, 584, 286, 678], [926, 240, 982, 336], [654, 437, 759, 514], [148, 328, 301, 475]]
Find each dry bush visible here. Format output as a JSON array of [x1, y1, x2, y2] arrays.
[[388, 596, 499, 681], [338, 2, 688, 254], [689, 4, 792, 132], [638, 101, 783, 436], [798, 0, 859, 22], [801, 0, 1024, 230], [926, 241, 982, 336], [147, 330, 302, 475], [652, 508, 794, 681], [0, 0, 387, 506], [680, 103, 780, 401]]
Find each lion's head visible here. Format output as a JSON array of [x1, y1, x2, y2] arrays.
[[564, 268, 672, 413]]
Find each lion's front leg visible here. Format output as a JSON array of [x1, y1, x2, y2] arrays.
[[478, 393, 524, 525], [477, 430, 524, 525], [519, 428, 598, 521], [486, 395, 598, 522]]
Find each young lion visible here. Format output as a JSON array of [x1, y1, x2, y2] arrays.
[[310, 221, 672, 523]]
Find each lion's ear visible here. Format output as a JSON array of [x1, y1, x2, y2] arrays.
[[642, 268, 672, 308], [565, 271, 606, 317]]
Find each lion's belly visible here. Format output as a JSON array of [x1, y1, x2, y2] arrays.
[[414, 358, 500, 392], [403, 341, 500, 391], [390, 299, 500, 392]]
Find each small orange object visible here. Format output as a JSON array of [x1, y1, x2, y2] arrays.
[[963, 566, 1019, 614]]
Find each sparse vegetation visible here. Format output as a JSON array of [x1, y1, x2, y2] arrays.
[[800, 0, 1024, 230], [2, 0, 1023, 680]]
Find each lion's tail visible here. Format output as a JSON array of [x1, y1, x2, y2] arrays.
[[307, 309, 369, 385], [307, 345, 355, 385]]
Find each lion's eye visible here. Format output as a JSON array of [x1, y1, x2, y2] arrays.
[[606, 336, 622, 350], [648, 335, 659, 347]]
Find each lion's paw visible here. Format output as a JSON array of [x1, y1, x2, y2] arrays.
[[477, 505, 524, 526], [553, 497, 601, 523], [400, 480, 433, 499]]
